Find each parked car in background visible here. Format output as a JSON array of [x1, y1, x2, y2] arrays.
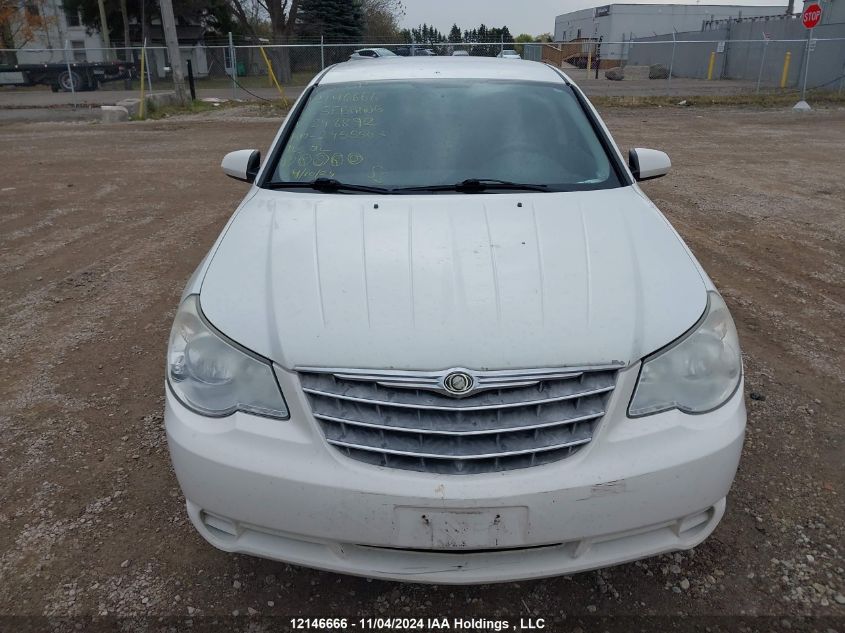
[[395, 46, 437, 57], [497, 49, 522, 59], [452, 50, 470, 56], [349, 48, 397, 60], [167, 57, 746, 584]]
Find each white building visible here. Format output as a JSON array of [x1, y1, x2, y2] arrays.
[[10, 0, 108, 64], [7, 2, 211, 79], [554, 3, 787, 61]]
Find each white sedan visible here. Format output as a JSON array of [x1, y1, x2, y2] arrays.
[[349, 47, 397, 60], [166, 57, 745, 584]]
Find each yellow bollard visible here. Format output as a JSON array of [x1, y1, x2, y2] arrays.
[[259, 46, 289, 106], [707, 51, 716, 80], [780, 51, 792, 89], [138, 46, 146, 120]]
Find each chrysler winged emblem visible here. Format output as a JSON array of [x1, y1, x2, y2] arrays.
[[443, 371, 474, 395]]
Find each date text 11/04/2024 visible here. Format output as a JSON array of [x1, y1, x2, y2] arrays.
[[290, 617, 548, 630]]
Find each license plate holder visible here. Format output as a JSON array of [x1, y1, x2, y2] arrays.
[[393, 506, 528, 550]]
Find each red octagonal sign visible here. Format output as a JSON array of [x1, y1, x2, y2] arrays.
[[802, 3, 822, 29]]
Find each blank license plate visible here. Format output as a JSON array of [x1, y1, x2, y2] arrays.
[[393, 506, 528, 549]]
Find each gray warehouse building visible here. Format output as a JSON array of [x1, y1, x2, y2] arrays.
[[554, 3, 787, 61]]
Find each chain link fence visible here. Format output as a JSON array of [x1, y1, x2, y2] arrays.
[[617, 37, 845, 92], [2, 38, 844, 100]]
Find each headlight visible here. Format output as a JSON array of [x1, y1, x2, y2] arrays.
[[166, 295, 289, 419], [629, 291, 741, 417]]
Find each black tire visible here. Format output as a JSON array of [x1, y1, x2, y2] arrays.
[[57, 70, 82, 92]]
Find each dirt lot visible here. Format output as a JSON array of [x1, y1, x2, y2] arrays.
[[0, 105, 843, 632]]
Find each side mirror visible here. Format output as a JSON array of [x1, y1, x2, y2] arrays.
[[628, 148, 671, 181], [221, 149, 261, 183]]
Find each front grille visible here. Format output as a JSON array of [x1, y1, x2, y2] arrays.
[[298, 366, 620, 475]]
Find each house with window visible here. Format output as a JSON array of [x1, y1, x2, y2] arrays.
[[7, 0, 108, 65], [128, 22, 211, 79]]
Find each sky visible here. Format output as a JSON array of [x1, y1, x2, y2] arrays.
[[401, 0, 790, 37]]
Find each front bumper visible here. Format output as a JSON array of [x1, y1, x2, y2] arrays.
[[165, 364, 746, 584]]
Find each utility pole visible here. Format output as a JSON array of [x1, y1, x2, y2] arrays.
[[159, 0, 190, 105], [119, 0, 131, 87], [96, 0, 112, 59]]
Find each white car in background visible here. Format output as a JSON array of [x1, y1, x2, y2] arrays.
[[166, 57, 745, 584], [349, 47, 397, 60], [497, 49, 521, 59]]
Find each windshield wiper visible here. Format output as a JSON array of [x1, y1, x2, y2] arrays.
[[395, 179, 549, 193], [265, 178, 390, 194]]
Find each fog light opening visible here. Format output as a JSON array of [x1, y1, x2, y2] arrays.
[[201, 511, 239, 541], [675, 507, 714, 537]]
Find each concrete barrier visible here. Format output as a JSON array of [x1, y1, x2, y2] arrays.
[[116, 91, 178, 118], [100, 105, 129, 123]]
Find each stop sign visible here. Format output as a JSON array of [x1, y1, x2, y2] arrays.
[[802, 3, 822, 29]]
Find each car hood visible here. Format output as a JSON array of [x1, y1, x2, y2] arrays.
[[200, 187, 706, 371]]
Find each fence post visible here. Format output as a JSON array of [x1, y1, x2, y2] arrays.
[[186, 58, 196, 101], [228, 31, 237, 100], [800, 29, 813, 100], [668, 31, 676, 84], [781, 51, 791, 88], [144, 38, 153, 95], [139, 42, 146, 119], [707, 51, 716, 80], [756, 37, 769, 94], [321, 35, 325, 70], [123, 43, 132, 89], [64, 39, 77, 108]]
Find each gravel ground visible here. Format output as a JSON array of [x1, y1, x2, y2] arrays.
[[0, 105, 842, 633]]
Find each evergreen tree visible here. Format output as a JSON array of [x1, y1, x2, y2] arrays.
[[448, 23, 461, 43], [296, 0, 364, 41]]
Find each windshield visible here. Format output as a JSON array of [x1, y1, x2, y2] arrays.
[[268, 79, 622, 192]]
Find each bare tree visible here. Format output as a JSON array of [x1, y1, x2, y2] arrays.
[[360, 0, 404, 39], [227, 0, 261, 40], [227, 0, 299, 81]]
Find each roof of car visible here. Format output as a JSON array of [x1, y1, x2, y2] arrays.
[[320, 57, 568, 85]]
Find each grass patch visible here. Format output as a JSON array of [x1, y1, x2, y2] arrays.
[[137, 98, 221, 120], [134, 97, 291, 120], [251, 101, 293, 118], [190, 71, 317, 90], [592, 89, 845, 109]]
